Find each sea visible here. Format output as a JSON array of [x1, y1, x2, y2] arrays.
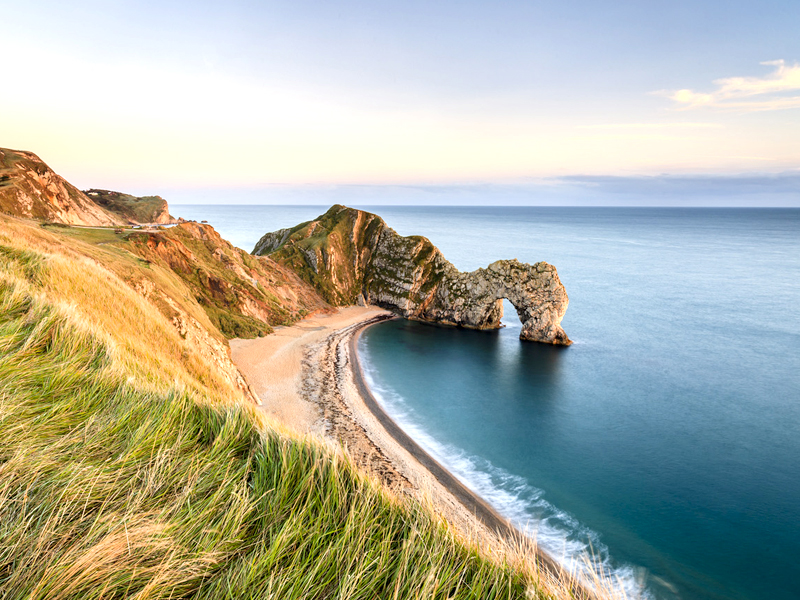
[[175, 204, 800, 600]]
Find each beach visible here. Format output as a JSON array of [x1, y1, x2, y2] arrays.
[[230, 305, 572, 589], [230, 306, 492, 534]]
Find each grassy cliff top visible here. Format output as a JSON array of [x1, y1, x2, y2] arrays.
[[0, 206, 579, 600], [84, 188, 175, 224], [0, 148, 120, 226]]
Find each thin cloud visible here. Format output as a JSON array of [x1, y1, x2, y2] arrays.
[[557, 172, 800, 196], [658, 60, 800, 112], [578, 122, 723, 129]]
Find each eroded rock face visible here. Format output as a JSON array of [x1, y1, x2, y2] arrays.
[[416, 259, 571, 345], [0, 148, 121, 226], [254, 205, 571, 345]]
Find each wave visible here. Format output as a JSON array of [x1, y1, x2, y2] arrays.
[[359, 339, 654, 600]]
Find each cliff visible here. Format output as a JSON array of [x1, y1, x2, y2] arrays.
[[84, 188, 176, 224], [254, 205, 571, 345], [0, 209, 571, 600], [124, 221, 330, 338], [0, 147, 176, 225], [0, 147, 121, 225]]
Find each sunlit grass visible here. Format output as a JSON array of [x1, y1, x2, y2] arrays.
[[0, 215, 622, 599]]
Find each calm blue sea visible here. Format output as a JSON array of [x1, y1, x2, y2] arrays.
[[175, 204, 800, 600]]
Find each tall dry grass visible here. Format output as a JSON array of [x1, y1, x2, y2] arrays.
[[0, 217, 623, 599], [0, 217, 241, 401]]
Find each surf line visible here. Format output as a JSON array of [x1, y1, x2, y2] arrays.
[[346, 315, 594, 600]]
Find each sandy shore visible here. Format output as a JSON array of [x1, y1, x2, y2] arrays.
[[230, 306, 389, 435], [231, 306, 582, 594]]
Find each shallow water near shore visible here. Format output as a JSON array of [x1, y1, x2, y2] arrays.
[[177, 205, 800, 600]]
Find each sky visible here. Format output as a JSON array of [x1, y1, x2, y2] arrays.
[[2, 0, 799, 204]]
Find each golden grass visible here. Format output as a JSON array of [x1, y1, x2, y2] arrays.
[[0, 215, 241, 402], [0, 214, 625, 599]]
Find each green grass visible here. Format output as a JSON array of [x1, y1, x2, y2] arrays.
[[202, 302, 273, 338], [45, 224, 123, 245], [0, 240, 554, 600], [84, 189, 170, 224], [126, 225, 322, 338]]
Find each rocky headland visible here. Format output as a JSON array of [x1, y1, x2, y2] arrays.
[[83, 188, 176, 224], [0, 147, 177, 225], [254, 204, 571, 344], [0, 146, 602, 599]]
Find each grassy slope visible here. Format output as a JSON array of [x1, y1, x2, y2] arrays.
[[84, 189, 173, 224], [0, 216, 578, 600], [39, 220, 330, 339], [0, 149, 120, 226], [129, 222, 330, 338]]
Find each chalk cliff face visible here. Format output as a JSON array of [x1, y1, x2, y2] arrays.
[[254, 205, 571, 345]]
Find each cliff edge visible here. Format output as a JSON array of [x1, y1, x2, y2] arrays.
[[0, 147, 176, 225], [0, 148, 121, 225], [254, 205, 571, 345], [84, 188, 176, 224]]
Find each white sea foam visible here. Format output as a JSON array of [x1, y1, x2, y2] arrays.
[[359, 340, 654, 600]]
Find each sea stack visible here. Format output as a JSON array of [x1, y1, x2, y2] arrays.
[[254, 205, 571, 345]]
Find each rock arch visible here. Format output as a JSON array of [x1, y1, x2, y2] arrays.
[[411, 259, 572, 345], [255, 205, 572, 345]]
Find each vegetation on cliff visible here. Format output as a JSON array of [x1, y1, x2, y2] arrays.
[[0, 196, 570, 600], [122, 222, 329, 338], [255, 205, 571, 344], [254, 206, 387, 305], [1, 148, 173, 226], [84, 189, 175, 224]]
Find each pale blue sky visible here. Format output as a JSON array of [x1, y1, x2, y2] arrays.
[[3, 0, 799, 203]]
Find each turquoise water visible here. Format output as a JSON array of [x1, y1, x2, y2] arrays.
[[176, 205, 800, 600]]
